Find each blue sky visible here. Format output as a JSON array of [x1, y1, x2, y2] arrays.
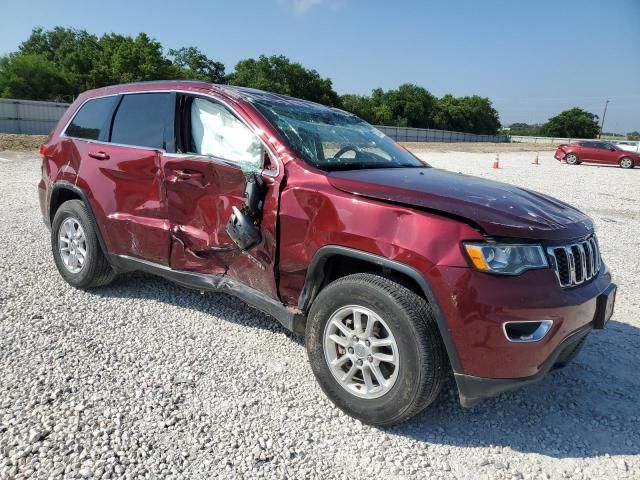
[[2, 0, 639, 132]]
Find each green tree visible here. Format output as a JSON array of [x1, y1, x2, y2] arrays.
[[0, 27, 228, 101], [368, 88, 394, 125], [168, 46, 226, 84], [0, 53, 69, 101], [18, 27, 100, 97], [340, 94, 374, 122], [93, 33, 180, 86], [627, 131, 640, 141], [375, 83, 436, 128], [341, 84, 436, 127], [506, 122, 542, 136], [431, 95, 500, 134], [230, 55, 341, 107], [540, 108, 600, 138]]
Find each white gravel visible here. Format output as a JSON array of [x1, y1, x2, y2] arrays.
[[0, 150, 639, 479]]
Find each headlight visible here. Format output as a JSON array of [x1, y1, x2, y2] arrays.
[[463, 242, 548, 275]]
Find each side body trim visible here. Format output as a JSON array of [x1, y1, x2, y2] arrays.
[[298, 245, 462, 373], [107, 254, 305, 334]]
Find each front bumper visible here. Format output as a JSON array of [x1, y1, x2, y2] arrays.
[[427, 263, 614, 405], [455, 323, 591, 407], [430, 264, 613, 378]]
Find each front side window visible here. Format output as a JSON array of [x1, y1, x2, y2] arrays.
[[65, 96, 118, 141], [111, 93, 171, 149], [251, 99, 426, 172], [189, 98, 262, 171]]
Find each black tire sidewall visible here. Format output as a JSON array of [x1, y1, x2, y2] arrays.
[[51, 200, 104, 288], [306, 279, 429, 425]]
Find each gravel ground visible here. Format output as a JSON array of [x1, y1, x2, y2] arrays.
[[0, 150, 639, 479], [0, 134, 46, 153]]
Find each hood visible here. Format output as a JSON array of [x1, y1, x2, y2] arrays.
[[328, 167, 593, 241]]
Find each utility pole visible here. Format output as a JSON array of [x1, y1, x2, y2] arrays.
[[599, 99, 610, 139]]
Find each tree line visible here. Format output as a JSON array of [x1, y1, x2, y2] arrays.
[[507, 115, 638, 141], [506, 108, 601, 138], [1, 27, 620, 139], [0, 27, 501, 135]]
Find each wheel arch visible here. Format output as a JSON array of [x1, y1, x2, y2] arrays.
[[298, 245, 462, 373], [50, 182, 109, 255]]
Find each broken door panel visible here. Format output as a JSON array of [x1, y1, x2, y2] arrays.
[[163, 155, 245, 274]]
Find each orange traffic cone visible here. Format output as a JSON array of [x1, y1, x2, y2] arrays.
[[532, 152, 540, 165], [492, 154, 500, 169]]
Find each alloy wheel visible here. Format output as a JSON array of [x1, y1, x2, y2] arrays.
[[58, 217, 87, 274], [323, 305, 399, 399]]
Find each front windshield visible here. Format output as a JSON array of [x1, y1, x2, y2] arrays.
[[252, 99, 427, 172]]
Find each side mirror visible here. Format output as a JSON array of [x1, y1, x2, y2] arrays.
[[227, 206, 261, 251], [225, 173, 266, 251]]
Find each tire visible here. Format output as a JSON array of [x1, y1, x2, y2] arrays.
[[565, 153, 579, 165], [619, 157, 634, 169], [305, 273, 447, 426], [51, 200, 115, 288]]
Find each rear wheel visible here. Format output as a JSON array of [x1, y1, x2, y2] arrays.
[[619, 157, 634, 169], [565, 153, 579, 165], [305, 273, 447, 426], [51, 200, 115, 288]]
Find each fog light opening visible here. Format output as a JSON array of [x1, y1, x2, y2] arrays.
[[503, 320, 553, 343]]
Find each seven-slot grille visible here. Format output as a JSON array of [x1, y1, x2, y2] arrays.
[[547, 236, 601, 288]]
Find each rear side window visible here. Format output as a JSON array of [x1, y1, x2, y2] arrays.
[[65, 96, 118, 141], [111, 93, 171, 149]]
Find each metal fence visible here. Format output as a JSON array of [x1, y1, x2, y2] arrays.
[[510, 135, 591, 144], [0, 98, 71, 135], [0, 98, 506, 144], [375, 125, 510, 143]]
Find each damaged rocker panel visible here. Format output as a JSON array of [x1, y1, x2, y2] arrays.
[[107, 253, 305, 334]]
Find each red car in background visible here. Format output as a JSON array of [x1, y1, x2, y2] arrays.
[[555, 141, 639, 169]]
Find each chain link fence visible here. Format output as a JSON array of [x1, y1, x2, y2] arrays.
[[375, 125, 509, 143]]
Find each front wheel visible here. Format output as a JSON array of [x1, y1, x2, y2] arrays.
[[619, 157, 634, 169], [305, 273, 447, 426], [565, 153, 579, 165]]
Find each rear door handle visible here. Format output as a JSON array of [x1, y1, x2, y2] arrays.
[[88, 151, 110, 160]]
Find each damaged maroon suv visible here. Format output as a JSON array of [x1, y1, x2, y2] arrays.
[[39, 81, 616, 426]]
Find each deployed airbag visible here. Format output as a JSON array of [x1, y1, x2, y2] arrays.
[[191, 98, 261, 170]]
